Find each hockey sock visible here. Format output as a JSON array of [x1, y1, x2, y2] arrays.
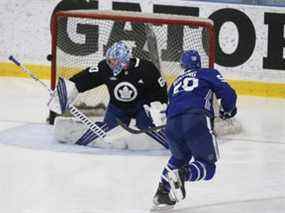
[[188, 159, 216, 181]]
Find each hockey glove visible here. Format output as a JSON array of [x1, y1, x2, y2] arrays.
[[144, 101, 167, 126], [48, 77, 79, 114], [219, 107, 237, 120]]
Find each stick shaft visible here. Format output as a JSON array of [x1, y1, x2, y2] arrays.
[[9, 55, 52, 93]]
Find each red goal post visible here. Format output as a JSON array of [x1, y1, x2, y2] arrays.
[[50, 10, 216, 114]]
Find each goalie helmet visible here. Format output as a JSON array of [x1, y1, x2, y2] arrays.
[[180, 50, 201, 70], [106, 41, 131, 76]]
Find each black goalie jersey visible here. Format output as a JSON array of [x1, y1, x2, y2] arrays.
[[70, 58, 168, 110]]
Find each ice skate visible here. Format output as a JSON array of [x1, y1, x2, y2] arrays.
[[164, 165, 187, 202], [177, 165, 187, 199], [152, 183, 176, 211], [152, 166, 188, 210]]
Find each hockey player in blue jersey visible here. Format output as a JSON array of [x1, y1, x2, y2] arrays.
[[152, 50, 237, 209]]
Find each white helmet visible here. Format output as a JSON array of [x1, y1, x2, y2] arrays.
[[106, 41, 131, 76]]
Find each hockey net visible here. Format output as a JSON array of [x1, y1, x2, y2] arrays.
[[50, 10, 240, 137]]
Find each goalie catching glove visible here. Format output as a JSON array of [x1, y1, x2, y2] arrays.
[[48, 77, 79, 114], [144, 101, 167, 127]]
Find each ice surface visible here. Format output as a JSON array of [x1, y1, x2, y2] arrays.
[[0, 77, 285, 213]]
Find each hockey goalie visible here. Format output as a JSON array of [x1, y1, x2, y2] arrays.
[[49, 41, 169, 149]]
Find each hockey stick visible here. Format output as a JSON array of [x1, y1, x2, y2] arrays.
[[8, 55, 106, 139], [116, 119, 165, 134]]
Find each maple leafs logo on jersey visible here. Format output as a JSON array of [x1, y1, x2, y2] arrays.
[[119, 86, 133, 99], [114, 82, 138, 102]]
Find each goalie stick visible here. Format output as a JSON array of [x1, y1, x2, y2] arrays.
[[8, 55, 106, 139], [116, 119, 165, 134]]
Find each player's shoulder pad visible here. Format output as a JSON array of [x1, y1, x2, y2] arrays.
[[199, 68, 220, 75], [142, 58, 156, 67], [211, 68, 221, 74], [199, 67, 217, 72], [130, 58, 154, 68], [140, 58, 158, 71], [128, 57, 143, 69], [201, 68, 226, 83], [98, 59, 109, 70]]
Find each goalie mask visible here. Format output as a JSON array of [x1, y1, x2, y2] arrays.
[[106, 41, 131, 76], [180, 50, 201, 70]]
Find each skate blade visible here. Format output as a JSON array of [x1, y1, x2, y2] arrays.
[[150, 204, 174, 211]]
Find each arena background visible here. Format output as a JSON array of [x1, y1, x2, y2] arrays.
[[0, 0, 285, 98]]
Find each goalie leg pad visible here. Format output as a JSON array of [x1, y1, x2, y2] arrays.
[[146, 130, 169, 149], [57, 77, 69, 113], [75, 122, 110, 146]]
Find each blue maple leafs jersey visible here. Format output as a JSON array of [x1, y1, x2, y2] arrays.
[[167, 68, 237, 119]]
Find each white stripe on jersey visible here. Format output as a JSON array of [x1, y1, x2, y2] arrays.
[[206, 116, 220, 160], [204, 90, 213, 111], [196, 160, 207, 180], [191, 163, 201, 181]]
